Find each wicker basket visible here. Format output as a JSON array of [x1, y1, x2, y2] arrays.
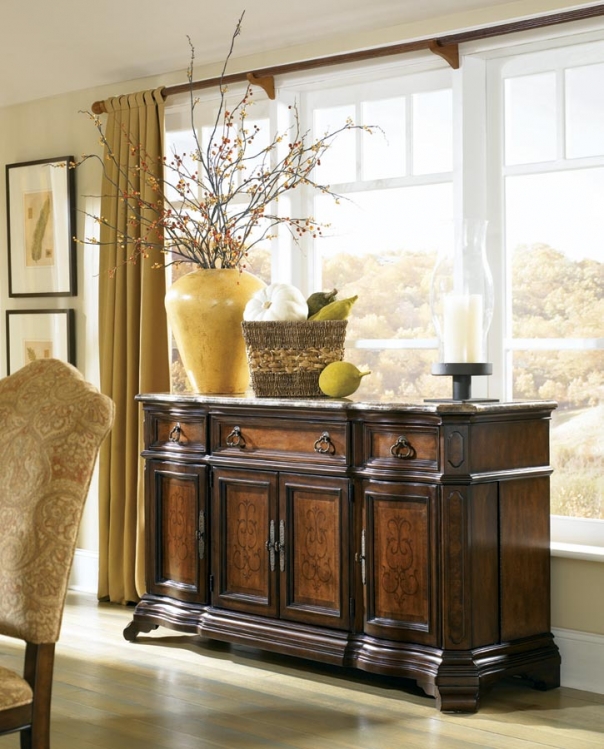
[[242, 320, 348, 397]]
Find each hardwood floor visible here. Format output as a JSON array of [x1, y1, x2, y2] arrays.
[[1, 592, 603, 748]]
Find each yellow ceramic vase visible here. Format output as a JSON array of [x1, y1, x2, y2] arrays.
[[165, 268, 265, 394]]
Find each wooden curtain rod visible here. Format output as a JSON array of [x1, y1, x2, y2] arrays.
[[91, 4, 604, 114]]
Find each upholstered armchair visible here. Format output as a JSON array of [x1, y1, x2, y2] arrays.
[[0, 359, 114, 749]]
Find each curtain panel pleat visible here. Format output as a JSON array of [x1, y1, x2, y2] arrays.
[[97, 88, 170, 604]]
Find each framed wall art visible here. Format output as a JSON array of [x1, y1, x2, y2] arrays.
[[6, 309, 75, 374], [6, 156, 76, 297]]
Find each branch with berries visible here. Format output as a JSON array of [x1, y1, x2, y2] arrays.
[[72, 12, 376, 274]]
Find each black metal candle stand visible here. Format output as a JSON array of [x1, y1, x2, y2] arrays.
[[425, 362, 499, 403]]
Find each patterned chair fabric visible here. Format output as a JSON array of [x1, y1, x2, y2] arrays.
[[0, 666, 32, 710], [0, 359, 114, 747]]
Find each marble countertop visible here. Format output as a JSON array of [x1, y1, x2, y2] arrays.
[[137, 391, 557, 414]]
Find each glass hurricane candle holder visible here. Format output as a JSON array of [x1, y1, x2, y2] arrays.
[[429, 218, 496, 401]]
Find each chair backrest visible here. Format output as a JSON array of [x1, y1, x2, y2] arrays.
[[0, 359, 114, 644]]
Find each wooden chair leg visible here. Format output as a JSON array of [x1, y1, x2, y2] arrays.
[[22, 643, 55, 749], [20, 726, 32, 749]]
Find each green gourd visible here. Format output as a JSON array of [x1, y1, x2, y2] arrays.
[[309, 295, 358, 321], [306, 288, 338, 317]]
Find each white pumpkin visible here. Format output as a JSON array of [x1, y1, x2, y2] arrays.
[[243, 282, 308, 322]]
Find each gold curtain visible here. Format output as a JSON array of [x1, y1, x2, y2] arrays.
[[97, 88, 170, 604]]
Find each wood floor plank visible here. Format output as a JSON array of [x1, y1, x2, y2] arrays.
[[1, 592, 604, 748]]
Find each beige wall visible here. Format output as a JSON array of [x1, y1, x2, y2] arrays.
[[0, 75, 173, 551], [552, 557, 604, 635], [0, 0, 601, 636]]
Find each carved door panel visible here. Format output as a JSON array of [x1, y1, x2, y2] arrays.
[[362, 480, 439, 646], [279, 474, 350, 630], [146, 461, 208, 603], [212, 467, 278, 617]]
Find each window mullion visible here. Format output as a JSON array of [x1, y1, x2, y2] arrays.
[[455, 56, 498, 399], [558, 66, 566, 160], [406, 93, 413, 176]]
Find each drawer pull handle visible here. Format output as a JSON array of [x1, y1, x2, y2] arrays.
[[168, 423, 182, 443], [226, 426, 246, 448], [390, 435, 415, 459], [314, 431, 335, 455]]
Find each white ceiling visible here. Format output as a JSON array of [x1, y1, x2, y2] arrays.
[[0, 0, 599, 108]]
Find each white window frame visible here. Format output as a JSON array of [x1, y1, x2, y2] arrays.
[[478, 26, 604, 557]]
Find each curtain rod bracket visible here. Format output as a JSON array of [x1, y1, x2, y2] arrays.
[[246, 73, 276, 99], [429, 40, 460, 69]]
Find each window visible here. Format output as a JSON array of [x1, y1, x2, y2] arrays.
[[164, 27, 604, 546], [489, 41, 604, 529], [301, 69, 454, 401]]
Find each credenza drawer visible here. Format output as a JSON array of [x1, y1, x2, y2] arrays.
[[145, 409, 207, 455], [211, 415, 349, 465], [363, 423, 439, 471]]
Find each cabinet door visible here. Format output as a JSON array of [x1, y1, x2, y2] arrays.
[[279, 474, 351, 630], [362, 480, 438, 646], [212, 467, 278, 617], [146, 461, 208, 603]]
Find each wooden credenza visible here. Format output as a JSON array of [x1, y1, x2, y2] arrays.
[[125, 394, 560, 712]]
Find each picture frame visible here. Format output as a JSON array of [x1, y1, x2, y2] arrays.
[[6, 309, 75, 374], [6, 156, 76, 297]]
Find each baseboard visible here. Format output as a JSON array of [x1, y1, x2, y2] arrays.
[[553, 627, 604, 695], [69, 548, 99, 594]]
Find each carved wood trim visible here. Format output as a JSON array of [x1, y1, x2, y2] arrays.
[[445, 490, 466, 647], [447, 431, 465, 469]]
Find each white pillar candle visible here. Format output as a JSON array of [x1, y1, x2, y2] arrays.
[[443, 293, 484, 363], [465, 294, 483, 362]]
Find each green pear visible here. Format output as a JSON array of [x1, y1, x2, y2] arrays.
[[319, 361, 371, 398]]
